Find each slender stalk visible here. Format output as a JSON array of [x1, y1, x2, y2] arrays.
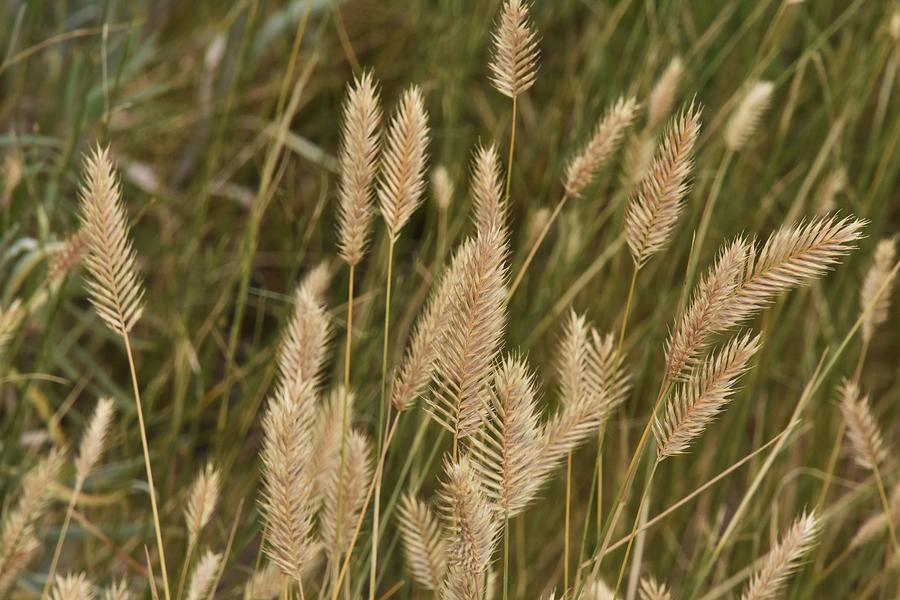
[[617, 265, 639, 354], [508, 192, 571, 299], [123, 333, 171, 600], [612, 460, 659, 597], [175, 539, 196, 600], [505, 95, 517, 201], [503, 516, 510, 600], [43, 483, 80, 597], [371, 240, 395, 600], [333, 264, 355, 595], [564, 452, 573, 594], [872, 466, 900, 558]]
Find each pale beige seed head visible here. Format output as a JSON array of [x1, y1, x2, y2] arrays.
[[471, 143, 505, 234], [432, 165, 453, 212], [300, 259, 332, 304], [185, 550, 222, 600], [625, 104, 702, 268], [489, 0, 539, 99], [639, 576, 672, 600], [741, 512, 820, 600], [320, 430, 372, 558], [647, 57, 684, 130], [50, 573, 94, 600], [184, 462, 220, 547], [860, 238, 896, 345], [622, 132, 657, 189], [725, 81, 775, 151], [838, 380, 888, 471], [74, 397, 115, 486], [49, 229, 88, 282], [101, 580, 132, 600], [78, 145, 145, 335], [277, 284, 330, 394], [397, 493, 448, 590], [244, 563, 282, 600], [813, 166, 847, 215], [337, 71, 381, 266], [564, 96, 640, 198], [378, 86, 430, 240]]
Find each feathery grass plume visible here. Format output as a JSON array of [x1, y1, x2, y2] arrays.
[[814, 167, 847, 215], [321, 429, 372, 558], [469, 356, 544, 517], [438, 457, 499, 598], [556, 311, 590, 408], [851, 481, 900, 548], [337, 71, 381, 266], [540, 329, 630, 469], [526, 207, 551, 247], [397, 493, 448, 590], [378, 85, 430, 240], [432, 165, 454, 212], [300, 259, 332, 303], [74, 397, 115, 485], [391, 237, 475, 411], [184, 463, 220, 549], [0, 448, 65, 593], [78, 146, 145, 335], [622, 133, 657, 189], [564, 96, 640, 198], [185, 550, 222, 600], [625, 104, 702, 268], [49, 229, 88, 281], [277, 284, 330, 394], [259, 382, 317, 581], [584, 577, 616, 599], [725, 81, 775, 152], [647, 57, 684, 130], [244, 563, 282, 600], [51, 573, 94, 600], [101, 580, 132, 600], [655, 333, 761, 459], [665, 238, 751, 381], [719, 216, 867, 329], [0, 299, 24, 356], [428, 227, 509, 441], [488, 0, 539, 98], [309, 387, 353, 507], [471, 143, 506, 234], [740, 512, 820, 600], [860, 238, 896, 345], [838, 380, 887, 470], [639, 576, 671, 600]]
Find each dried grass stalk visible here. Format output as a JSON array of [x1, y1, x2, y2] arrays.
[[740, 512, 820, 600]]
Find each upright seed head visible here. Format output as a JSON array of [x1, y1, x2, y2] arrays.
[[184, 463, 220, 548], [488, 0, 539, 99], [647, 57, 684, 130], [838, 380, 888, 471], [859, 238, 896, 345], [74, 397, 115, 486], [432, 165, 454, 212], [741, 512, 821, 600], [725, 81, 775, 152]]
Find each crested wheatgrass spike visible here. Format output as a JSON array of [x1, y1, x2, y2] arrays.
[[666, 238, 751, 381], [78, 146, 145, 335], [244, 563, 282, 600], [740, 512, 820, 600], [101, 580, 132, 600], [0, 449, 65, 596], [556, 311, 590, 408], [391, 238, 475, 411], [838, 380, 887, 470], [814, 167, 847, 215], [489, 0, 539, 99], [277, 284, 331, 394], [469, 356, 544, 517], [309, 388, 353, 508], [859, 238, 896, 345], [185, 463, 220, 548], [625, 104, 702, 268], [725, 81, 775, 152], [50, 573, 94, 600], [432, 165, 454, 212], [564, 96, 640, 198], [49, 229, 88, 281], [337, 71, 381, 266], [428, 227, 508, 445], [321, 430, 372, 558], [378, 85, 430, 240], [438, 457, 499, 599], [259, 383, 317, 581], [647, 57, 684, 130], [185, 550, 222, 600], [639, 577, 671, 600], [300, 259, 332, 303], [74, 397, 115, 485], [471, 143, 506, 234], [397, 493, 448, 590], [655, 333, 761, 459]]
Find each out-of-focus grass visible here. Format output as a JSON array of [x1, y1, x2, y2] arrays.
[[1, 0, 898, 597]]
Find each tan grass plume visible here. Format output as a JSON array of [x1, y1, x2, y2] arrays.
[[647, 57, 684, 130], [639, 576, 672, 600], [337, 71, 381, 266], [378, 85, 430, 240], [625, 104, 702, 268], [397, 493, 448, 590], [184, 463, 220, 550], [321, 429, 372, 558], [432, 165, 454, 212], [50, 573, 94, 600], [185, 550, 222, 600], [725, 81, 775, 152], [78, 146, 144, 335], [838, 380, 887, 470], [471, 143, 506, 234], [489, 0, 539, 99], [74, 397, 115, 486], [277, 284, 330, 394], [101, 580, 132, 600], [740, 511, 820, 600], [859, 238, 896, 346]]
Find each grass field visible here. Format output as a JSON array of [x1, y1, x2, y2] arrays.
[[1, 0, 899, 598]]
